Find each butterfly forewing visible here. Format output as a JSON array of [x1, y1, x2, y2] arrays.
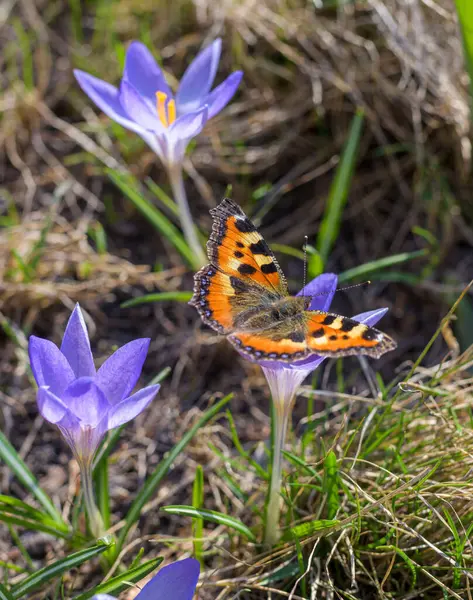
[[305, 312, 396, 358], [207, 199, 288, 295]]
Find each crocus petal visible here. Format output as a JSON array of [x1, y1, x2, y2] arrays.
[[352, 307, 389, 327], [119, 81, 163, 132], [62, 378, 109, 427], [167, 106, 208, 164], [96, 338, 150, 404], [262, 366, 310, 410], [298, 273, 338, 312], [123, 41, 172, 103], [37, 387, 69, 424], [137, 558, 200, 600], [176, 38, 222, 114], [205, 70, 243, 119], [60, 304, 96, 378], [91, 596, 115, 600], [74, 70, 148, 136], [105, 384, 160, 431], [29, 336, 75, 396]]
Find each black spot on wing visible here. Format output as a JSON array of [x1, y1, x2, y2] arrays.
[[362, 328, 378, 341], [261, 262, 278, 274], [238, 263, 257, 275], [329, 335, 337, 341], [249, 240, 271, 256], [234, 251, 244, 258], [236, 241, 244, 248], [340, 319, 357, 332], [311, 328, 325, 338], [288, 331, 305, 343], [230, 276, 249, 293], [322, 315, 336, 325], [234, 217, 257, 233]]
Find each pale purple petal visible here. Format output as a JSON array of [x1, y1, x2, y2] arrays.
[[123, 41, 172, 102], [37, 387, 69, 424], [29, 336, 75, 396], [74, 70, 148, 136], [119, 81, 163, 132], [283, 353, 326, 373], [167, 106, 208, 164], [352, 307, 389, 327], [60, 304, 95, 378], [176, 39, 222, 114], [105, 384, 160, 431], [62, 378, 109, 427], [91, 596, 115, 600], [205, 71, 243, 119], [298, 273, 338, 312], [96, 338, 150, 404], [137, 558, 199, 600]]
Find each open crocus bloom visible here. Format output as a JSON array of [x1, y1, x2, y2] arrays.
[[29, 304, 160, 465], [92, 558, 200, 600], [74, 39, 242, 168], [255, 272, 390, 409]]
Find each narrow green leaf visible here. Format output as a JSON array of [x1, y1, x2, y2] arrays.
[[337, 249, 428, 283], [283, 518, 340, 541], [121, 291, 192, 309], [162, 505, 256, 542], [115, 394, 232, 555], [11, 542, 109, 599], [0, 430, 65, 525], [192, 465, 204, 564], [315, 109, 364, 269], [0, 584, 14, 600], [72, 557, 163, 600], [455, 0, 473, 108], [377, 545, 417, 589], [323, 450, 339, 520], [106, 169, 195, 267]]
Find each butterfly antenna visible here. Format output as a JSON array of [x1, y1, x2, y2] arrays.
[[302, 236, 308, 295], [309, 280, 371, 300]]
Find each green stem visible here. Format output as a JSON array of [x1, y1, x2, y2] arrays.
[[264, 403, 291, 547], [80, 460, 105, 539], [168, 165, 206, 268]]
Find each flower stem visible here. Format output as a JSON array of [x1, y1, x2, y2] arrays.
[[80, 460, 105, 539], [264, 403, 291, 547], [168, 165, 207, 268]]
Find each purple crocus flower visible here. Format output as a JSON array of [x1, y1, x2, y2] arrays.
[[28, 304, 160, 466], [74, 39, 242, 169], [92, 558, 200, 600], [255, 272, 392, 546]]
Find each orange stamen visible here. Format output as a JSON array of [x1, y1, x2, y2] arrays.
[[167, 99, 176, 126], [156, 92, 176, 128], [156, 91, 168, 127]]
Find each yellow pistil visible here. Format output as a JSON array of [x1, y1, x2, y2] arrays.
[[156, 91, 176, 128]]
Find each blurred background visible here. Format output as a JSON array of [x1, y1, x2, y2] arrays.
[[1, 1, 473, 594]]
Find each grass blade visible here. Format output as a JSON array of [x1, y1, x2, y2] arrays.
[[192, 465, 204, 564], [11, 542, 109, 598], [0, 430, 65, 525], [337, 249, 428, 283], [121, 291, 192, 308], [72, 557, 163, 600], [0, 584, 13, 600], [315, 109, 364, 270], [106, 169, 195, 267], [455, 0, 473, 107], [115, 394, 232, 555], [323, 450, 340, 520], [162, 505, 256, 542]]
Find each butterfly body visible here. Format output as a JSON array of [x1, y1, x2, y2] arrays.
[[190, 199, 396, 362]]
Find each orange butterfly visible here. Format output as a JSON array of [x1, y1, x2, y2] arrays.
[[190, 199, 396, 362]]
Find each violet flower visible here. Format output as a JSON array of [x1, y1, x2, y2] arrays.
[[248, 273, 391, 546], [29, 304, 160, 536], [74, 40, 242, 267], [92, 558, 200, 600]]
